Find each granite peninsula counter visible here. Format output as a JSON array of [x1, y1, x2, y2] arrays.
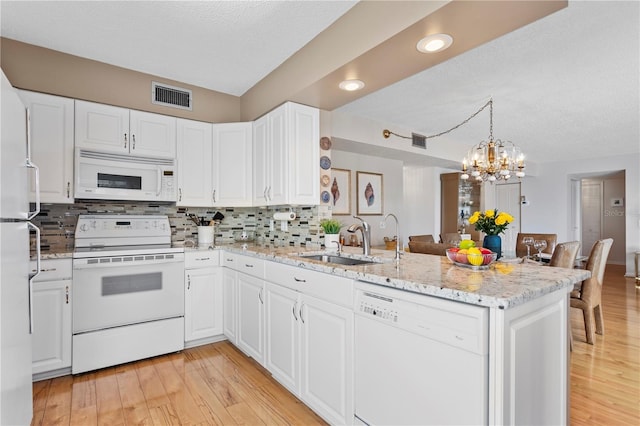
[[219, 242, 586, 424], [218, 243, 590, 309]]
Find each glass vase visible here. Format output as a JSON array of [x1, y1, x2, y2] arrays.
[[483, 234, 502, 259]]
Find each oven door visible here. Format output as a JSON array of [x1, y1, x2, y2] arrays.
[[73, 258, 184, 333]]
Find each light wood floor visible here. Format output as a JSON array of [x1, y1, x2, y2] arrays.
[[32, 264, 639, 425]]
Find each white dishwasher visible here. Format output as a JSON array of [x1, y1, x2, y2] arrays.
[[354, 281, 489, 426]]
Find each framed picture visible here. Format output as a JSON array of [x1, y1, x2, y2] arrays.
[[356, 171, 383, 215], [610, 198, 624, 207], [330, 168, 351, 215]]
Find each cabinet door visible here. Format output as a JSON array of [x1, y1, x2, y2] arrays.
[[222, 268, 237, 343], [212, 122, 252, 207], [300, 293, 353, 425], [176, 118, 212, 206], [265, 282, 300, 394], [75, 100, 129, 153], [129, 110, 176, 159], [287, 103, 319, 205], [252, 115, 269, 205], [236, 272, 265, 365], [19, 91, 74, 204], [184, 267, 223, 342], [32, 279, 72, 374], [268, 105, 288, 205]]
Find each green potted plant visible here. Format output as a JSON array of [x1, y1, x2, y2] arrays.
[[320, 219, 342, 250]]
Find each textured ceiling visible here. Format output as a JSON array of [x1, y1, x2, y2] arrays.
[[1, 1, 638, 167], [0, 0, 356, 96], [336, 1, 640, 166]]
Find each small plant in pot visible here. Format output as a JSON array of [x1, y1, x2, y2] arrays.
[[320, 219, 342, 250]]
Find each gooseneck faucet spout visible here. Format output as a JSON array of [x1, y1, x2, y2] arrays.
[[348, 216, 371, 256], [383, 213, 402, 261]]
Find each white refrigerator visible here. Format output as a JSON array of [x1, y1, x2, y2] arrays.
[[1, 69, 40, 425]]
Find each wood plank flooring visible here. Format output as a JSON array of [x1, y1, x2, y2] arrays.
[[31, 264, 639, 425]]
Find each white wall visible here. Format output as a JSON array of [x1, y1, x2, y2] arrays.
[[331, 150, 404, 247], [520, 153, 639, 276]]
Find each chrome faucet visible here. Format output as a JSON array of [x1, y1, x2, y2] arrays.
[[383, 213, 402, 261], [348, 216, 371, 256]]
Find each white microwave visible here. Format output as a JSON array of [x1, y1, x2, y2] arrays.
[[75, 149, 176, 201]]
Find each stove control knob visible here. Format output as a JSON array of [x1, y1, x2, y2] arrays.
[[79, 223, 89, 232]]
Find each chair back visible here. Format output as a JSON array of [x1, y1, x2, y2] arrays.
[[408, 235, 434, 243], [549, 241, 581, 269], [440, 233, 461, 244], [515, 233, 557, 258], [580, 238, 613, 301]]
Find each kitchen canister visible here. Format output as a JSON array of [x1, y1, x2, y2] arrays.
[[197, 226, 214, 247]]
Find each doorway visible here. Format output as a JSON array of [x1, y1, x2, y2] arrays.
[[572, 171, 626, 264], [495, 182, 521, 256]]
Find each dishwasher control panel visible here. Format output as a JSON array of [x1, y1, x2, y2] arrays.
[[357, 293, 399, 323]]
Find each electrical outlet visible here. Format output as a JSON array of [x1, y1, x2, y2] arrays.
[[281, 221, 288, 232], [270, 220, 275, 232], [379, 221, 386, 229]]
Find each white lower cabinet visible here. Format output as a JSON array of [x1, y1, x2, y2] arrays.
[[30, 259, 72, 377], [263, 261, 354, 426], [265, 282, 300, 392], [236, 271, 266, 365], [184, 267, 223, 343], [299, 293, 353, 425], [222, 268, 238, 344], [184, 251, 223, 346]]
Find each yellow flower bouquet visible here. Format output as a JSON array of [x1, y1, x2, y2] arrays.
[[468, 209, 514, 236]]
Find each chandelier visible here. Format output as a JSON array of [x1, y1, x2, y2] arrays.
[[382, 98, 526, 183], [461, 99, 525, 183]]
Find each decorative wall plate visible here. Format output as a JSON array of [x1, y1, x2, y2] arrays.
[[321, 191, 331, 203], [320, 156, 331, 170], [321, 175, 331, 187], [320, 136, 332, 150]]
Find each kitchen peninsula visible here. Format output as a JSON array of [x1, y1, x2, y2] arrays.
[[219, 243, 590, 425]]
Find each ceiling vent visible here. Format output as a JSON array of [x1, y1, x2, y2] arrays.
[[152, 82, 192, 110], [412, 133, 427, 149]]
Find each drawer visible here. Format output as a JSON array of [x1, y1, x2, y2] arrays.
[[222, 252, 264, 279], [265, 261, 353, 308], [185, 250, 220, 268], [30, 258, 72, 282]]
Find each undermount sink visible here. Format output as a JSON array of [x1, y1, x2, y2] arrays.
[[298, 253, 381, 266]]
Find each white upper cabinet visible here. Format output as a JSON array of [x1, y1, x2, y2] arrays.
[[176, 118, 213, 207], [129, 110, 177, 158], [212, 122, 252, 207], [18, 90, 75, 204], [75, 100, 176, 159], [287, 102, 319, 205], [177, 120, 253, 207], [253, 102, 319, 206]]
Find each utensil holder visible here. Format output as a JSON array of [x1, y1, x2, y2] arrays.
[[197, 226, 214, 247]]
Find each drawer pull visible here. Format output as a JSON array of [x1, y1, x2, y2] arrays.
[[292, 301, 299, 321], [65, 286, 69, 304], [294, 277, 306, 283], [196, 257, 210, 261], [245, 264, 254, 268]]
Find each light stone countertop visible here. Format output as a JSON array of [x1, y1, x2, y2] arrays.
[[218, 243, 591, 310], [35, 243, 590, 309]]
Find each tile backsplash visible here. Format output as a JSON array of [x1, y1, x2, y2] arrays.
[[31, 201, 324, 253]]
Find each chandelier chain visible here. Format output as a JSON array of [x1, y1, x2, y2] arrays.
[[424, 98, 492, 140]]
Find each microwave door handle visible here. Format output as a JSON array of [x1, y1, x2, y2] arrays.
[[156, 166, 162, 196]]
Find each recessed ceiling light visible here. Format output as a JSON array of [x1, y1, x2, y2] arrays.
[[416, 33, 453, 53], [339, 79, 365, 91]]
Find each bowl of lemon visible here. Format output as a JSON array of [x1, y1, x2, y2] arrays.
[[446, 240, 497, 270]]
